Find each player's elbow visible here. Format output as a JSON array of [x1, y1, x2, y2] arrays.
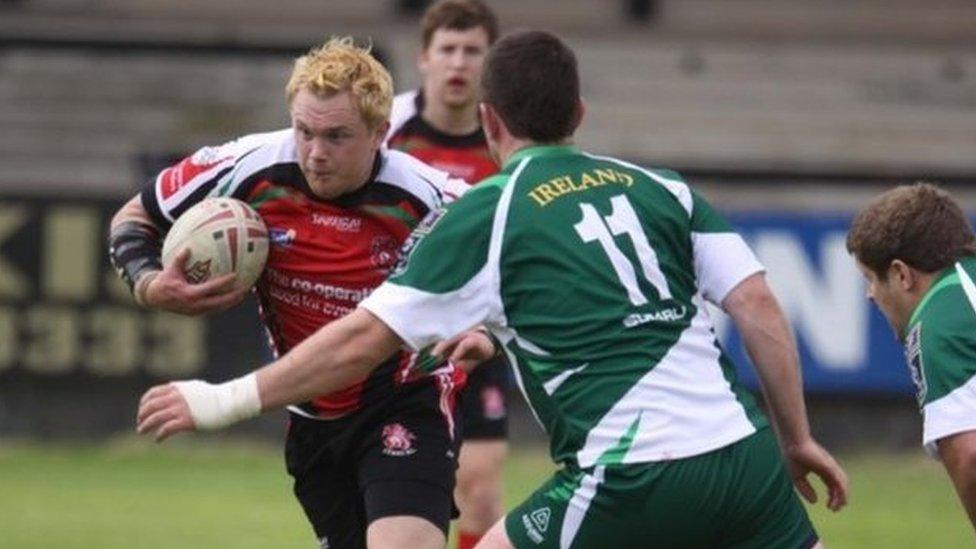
[[723, 274, 782, 322]]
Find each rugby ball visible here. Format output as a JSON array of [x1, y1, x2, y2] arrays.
[[161, 197, 269, 290]]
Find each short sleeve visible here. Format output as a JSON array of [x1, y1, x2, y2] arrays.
[[914, 290, 976, 457], [689, 191, 765, 305]]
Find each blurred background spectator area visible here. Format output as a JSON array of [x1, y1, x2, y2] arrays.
[[0, 0, 973, 193]]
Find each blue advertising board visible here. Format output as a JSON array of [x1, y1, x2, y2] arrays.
[[719, 212, 913, 395]]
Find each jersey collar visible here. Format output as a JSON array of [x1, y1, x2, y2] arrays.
[[503, 144, 579, 170], [906, 258, 976, 327]]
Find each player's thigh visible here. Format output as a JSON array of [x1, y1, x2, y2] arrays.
[[366, 514, 446, 549], [358, 388, 460, 536], [458, 439, 508, 485], [504, 430, 817, 549], [457, 439, 508, 532], [722, 428, 819, 549], [285, 414, 367, 548]]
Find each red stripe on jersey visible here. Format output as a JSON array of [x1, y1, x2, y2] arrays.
[[246, 178, 434, 418], [159, 155, 231, 200], [386, 134, 497, 185]]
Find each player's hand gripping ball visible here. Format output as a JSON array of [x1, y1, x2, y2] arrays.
[[161, 197, 269, 290]]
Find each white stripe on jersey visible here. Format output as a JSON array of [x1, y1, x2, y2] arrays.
[[560, 466, 605, 549], [155, 129, 294, 221], [153, 127, 466, 223], [377, 149, 462, 211], [384, 90, 420, 146], [582, 152, 693, 216], [574, 293, 756, 467]]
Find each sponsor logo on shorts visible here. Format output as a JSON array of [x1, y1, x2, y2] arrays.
[[481, 387, 507, 420], [381, 423, 417, 456], [268, 227, 297, 248], [521, 506, 551, 544], [318, 535, 330, 549]]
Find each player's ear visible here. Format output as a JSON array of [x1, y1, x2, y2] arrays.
[[371, 120, 391, 148], [571, 97, 586, 134], [480, 103, 500, 140], [890, 259, 915, 291]]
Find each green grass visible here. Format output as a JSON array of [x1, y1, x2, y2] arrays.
[[0, 439, 970, 548]]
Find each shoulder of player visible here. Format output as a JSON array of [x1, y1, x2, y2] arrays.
[[216, 128, 297, 176], [375, 148, 454, 207], [148, 128, 296, 222], [520, 150, 695, 216], [917, 279, 976, 339], [913, 281, 976, 407], [386, 90, 421, 143]]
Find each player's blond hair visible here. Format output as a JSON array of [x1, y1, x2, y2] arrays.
[[286, 37, 393, 130]]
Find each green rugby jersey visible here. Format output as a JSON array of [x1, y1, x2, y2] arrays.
[[363, 145, 769, 467], [904, 255, 976, 458]]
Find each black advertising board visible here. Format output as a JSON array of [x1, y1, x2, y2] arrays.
[[0, 193, 272, 438]]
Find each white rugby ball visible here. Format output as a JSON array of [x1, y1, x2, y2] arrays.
[[161, 197, 269, 290]]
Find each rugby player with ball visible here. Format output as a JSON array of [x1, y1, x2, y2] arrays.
[[110, 37, 478, 549]]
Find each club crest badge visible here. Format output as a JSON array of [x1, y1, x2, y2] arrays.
[[381, 423, 417, 456]]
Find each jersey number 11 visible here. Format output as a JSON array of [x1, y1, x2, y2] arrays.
[[574, 194, 672, 306]]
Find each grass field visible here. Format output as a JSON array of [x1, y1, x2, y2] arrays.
[[0, 437, 971, 548]]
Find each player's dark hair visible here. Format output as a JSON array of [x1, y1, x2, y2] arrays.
[[482, 30, 581, 143], [847, 181, 976, 278], [421, 0, 499, 49]]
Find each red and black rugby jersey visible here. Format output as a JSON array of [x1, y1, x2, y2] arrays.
[[141, 128, 466, 419], [385, 90, 498, 185]]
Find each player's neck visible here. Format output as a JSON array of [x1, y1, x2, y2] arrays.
[[498, 137, 573, 166], [422, 99, 480, 136]]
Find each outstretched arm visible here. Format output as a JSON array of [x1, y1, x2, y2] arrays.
[[723, 272, 849, 512], [137, 307, 401, 441]]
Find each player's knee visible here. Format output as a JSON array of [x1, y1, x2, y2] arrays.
[[458, 471, 503, 505], [366, 515, 445, 549]]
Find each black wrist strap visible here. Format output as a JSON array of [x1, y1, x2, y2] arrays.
[[109, 221, 163, 294]]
